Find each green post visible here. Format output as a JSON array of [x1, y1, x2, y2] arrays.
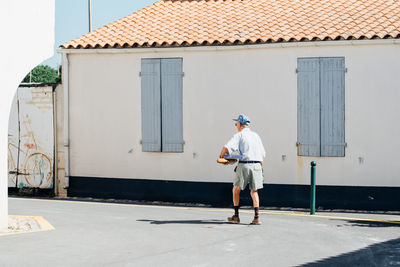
[[310, 161, 317, 215]]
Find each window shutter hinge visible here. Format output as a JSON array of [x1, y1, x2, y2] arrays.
[[295, 68, 298, 74], [345, 142, 347, 147], [139, 72, 142, 77], [296, 141, 300, 147], [182, 72, 185, 77], [345, 68, 348, 73], [140, 140, 142, 145]]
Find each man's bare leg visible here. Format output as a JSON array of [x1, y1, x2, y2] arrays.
[[228, 186, 241, 223], [250, 190, 259, 207], [250, 190, 261, 225], [233, 186, 241, 206]]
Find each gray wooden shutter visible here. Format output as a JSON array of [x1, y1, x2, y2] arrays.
[[297, 58, 321, 156], [161, 58, 184, 152], [141, 58, 161, 152], [320, 57, 345, 156]]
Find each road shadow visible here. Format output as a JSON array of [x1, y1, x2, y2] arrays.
[[298, 237, 400, 267], [137, 219, 235, 225], [332, 219, 400, 228]]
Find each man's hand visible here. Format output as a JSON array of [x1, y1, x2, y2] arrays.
[[217, 147, 237, 165]]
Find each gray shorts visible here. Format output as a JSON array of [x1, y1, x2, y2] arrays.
[[234, 163, 264, 191]]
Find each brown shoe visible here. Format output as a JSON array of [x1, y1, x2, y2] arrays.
[[227, 215, 240, 224], [250, 216, 261, 225]]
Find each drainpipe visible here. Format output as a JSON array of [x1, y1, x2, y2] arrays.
[[62, 53, 70, 188]]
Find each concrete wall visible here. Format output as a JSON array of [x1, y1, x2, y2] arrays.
[[16, 86, 54, 189], [54, 84, 67, 197], [65, 42, 400, 187], [8, 85, 62, 190]]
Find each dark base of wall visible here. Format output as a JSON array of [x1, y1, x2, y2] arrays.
[[68, 176, 400, 211], [8, 187, 54, 197]]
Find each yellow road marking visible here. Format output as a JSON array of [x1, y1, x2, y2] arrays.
[[10, 197, 400, 225], [1, 215, 55, 236], [33, 215, 55, 231]]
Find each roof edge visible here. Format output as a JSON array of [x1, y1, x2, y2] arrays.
[[60, 34, 400, 50], [58, 38, 400, 54]]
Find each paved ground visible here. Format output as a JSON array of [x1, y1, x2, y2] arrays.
[[1, 197, 400, 267]]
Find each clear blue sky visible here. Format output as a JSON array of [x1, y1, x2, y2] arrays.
[[43, 0, 157, 68]]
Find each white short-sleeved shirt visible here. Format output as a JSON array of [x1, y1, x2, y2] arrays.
[[224, 128, 266, 161]]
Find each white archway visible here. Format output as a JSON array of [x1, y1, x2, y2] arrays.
[[0, 0, 55, 230]]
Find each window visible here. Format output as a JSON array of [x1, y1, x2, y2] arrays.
[[297, 57, 346, 157], [141, 58, 184, 152]]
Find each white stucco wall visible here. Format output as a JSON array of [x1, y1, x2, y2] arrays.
[[64, 41, 400, 187]]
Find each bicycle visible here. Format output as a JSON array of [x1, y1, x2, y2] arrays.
[[7, 117, 53, 189]]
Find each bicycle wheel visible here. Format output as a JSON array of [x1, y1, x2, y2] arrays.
[[23, 153, 53, 188]]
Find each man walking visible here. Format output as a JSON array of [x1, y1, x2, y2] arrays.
[[219, 114, 266, 225]]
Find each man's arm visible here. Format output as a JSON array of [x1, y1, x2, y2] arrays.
[[219, 147, 228, 158]]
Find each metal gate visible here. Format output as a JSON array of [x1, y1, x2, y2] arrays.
[[8, 85, 54, 189]]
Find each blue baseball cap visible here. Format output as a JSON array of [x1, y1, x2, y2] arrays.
[[233, 114, 250, 125]]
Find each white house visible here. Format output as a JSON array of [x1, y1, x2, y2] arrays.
[[58, 0, 400, 210]]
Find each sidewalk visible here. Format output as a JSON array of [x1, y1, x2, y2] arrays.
[[1, 197, 399, 267], [0, 215, 53, 236]]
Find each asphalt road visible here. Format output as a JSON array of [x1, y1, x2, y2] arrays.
[[1, 197, 400, 267]]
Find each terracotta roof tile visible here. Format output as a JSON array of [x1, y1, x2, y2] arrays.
[[61, 0, 400, 49]]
